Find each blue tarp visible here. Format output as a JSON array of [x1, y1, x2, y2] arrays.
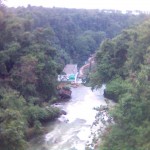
[[69, 74, 75, 80]]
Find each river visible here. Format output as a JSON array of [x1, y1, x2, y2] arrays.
[[29, 85, 107, 150]]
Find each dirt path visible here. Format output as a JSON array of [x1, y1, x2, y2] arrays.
[[79, 54, 95, 78]]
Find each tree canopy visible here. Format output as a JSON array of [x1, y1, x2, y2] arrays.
[[91, 19, 150, 150], [0, 4, 149, 150]]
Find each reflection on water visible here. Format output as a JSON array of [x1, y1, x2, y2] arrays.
[[29, 85, 106, 150]]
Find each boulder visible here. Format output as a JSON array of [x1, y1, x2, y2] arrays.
[[60, 110, 67, 115]]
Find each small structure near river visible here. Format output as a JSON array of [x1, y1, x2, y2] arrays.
[[58, 64, 78, 83], [57, 64, 78, 99]]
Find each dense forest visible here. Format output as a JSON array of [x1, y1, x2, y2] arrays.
[[90, 19, 150, 149], [0, 0, 150, 149], [10, 6, 147, 65]]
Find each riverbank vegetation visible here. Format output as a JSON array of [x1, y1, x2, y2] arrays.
[[0, 0, 149, 149], [91, 19, 150, 149]]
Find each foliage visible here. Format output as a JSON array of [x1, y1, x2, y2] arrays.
[[0, 89, 27, 150], [104, 77, 132, 102], [0, 109, 27, 150], [0, 4, 149, 150], [24, 105, 60, 127], [91, 19, 150, 149], [11, 6, 146, 65]]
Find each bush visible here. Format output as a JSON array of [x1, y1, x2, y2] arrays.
[[24, 105, 60, 127], [104, 77, 131, 102]]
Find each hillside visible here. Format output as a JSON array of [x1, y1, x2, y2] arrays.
[[0, 1, 149, 149], [91, 19, 150, 150]]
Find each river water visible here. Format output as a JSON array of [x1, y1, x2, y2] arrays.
[[29, 85, 107, 150]]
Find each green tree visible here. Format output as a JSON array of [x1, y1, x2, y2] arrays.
[[95, 19, 150, 150]]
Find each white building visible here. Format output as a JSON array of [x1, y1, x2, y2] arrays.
[[58, 64, 78, 83]]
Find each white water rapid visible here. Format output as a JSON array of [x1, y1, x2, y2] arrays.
[[29, 85, 107, 150]]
